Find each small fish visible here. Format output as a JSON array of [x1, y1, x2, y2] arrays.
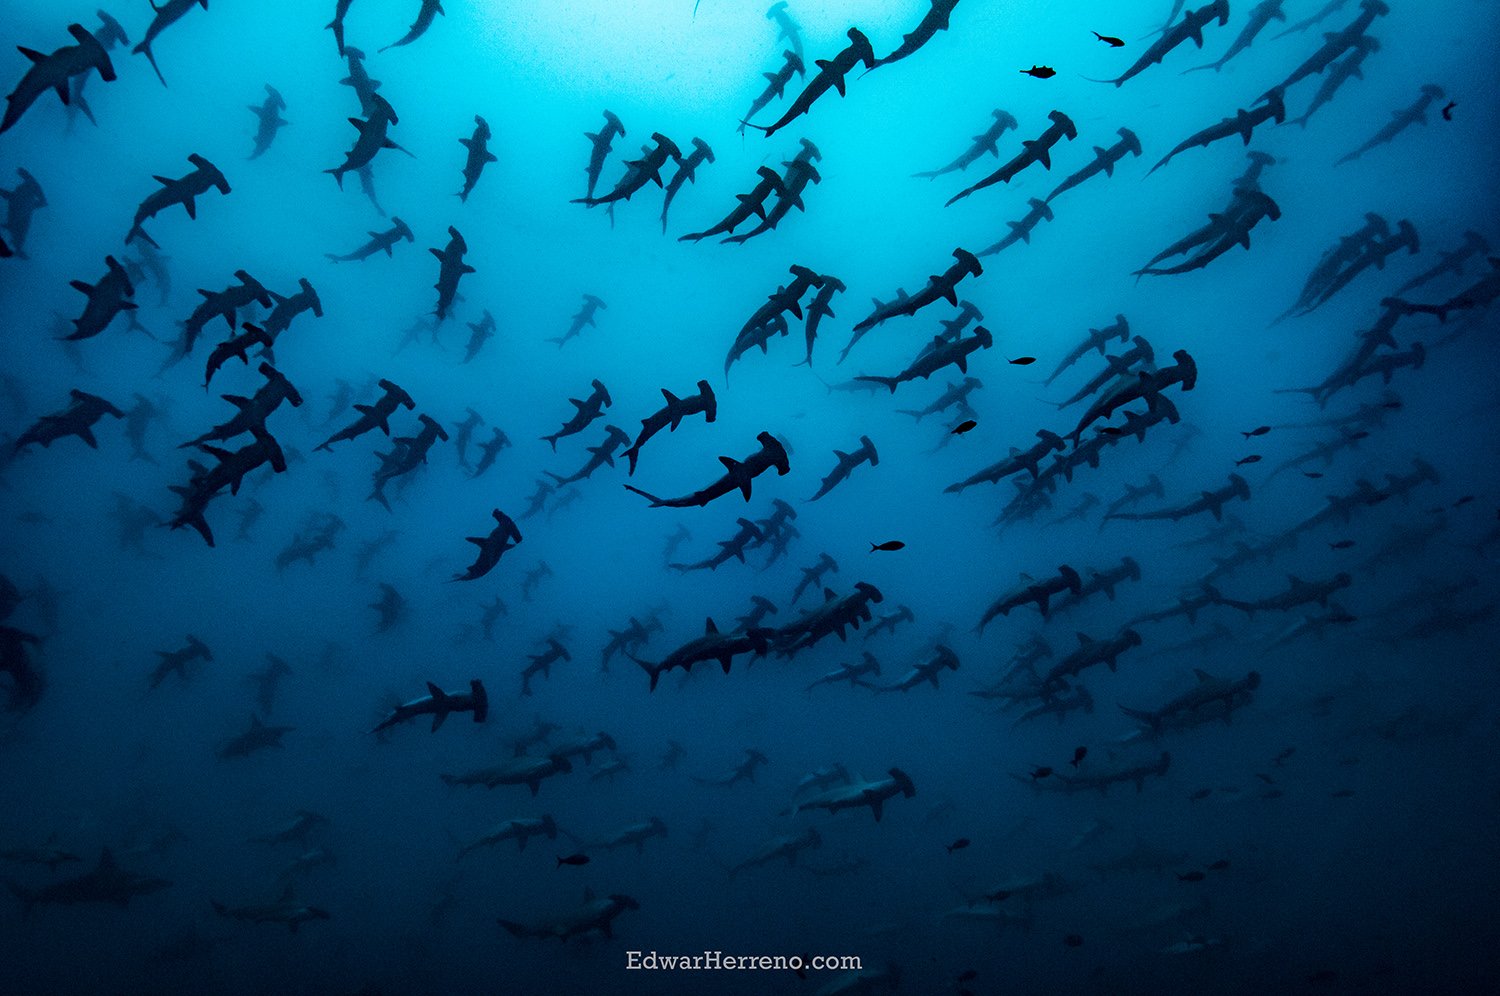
[[1208, 859, 1230, 871], [1177, 870, 1205, 882], [1189, 788, 1212, 802], [946, 838, 970, 853], [1030, 766, 1053, 780], [1235, 455, 1262, 466], [1330, 789, 1355, 798], [957, 970, 978, 983], [1381, 400, 1402, 410], [1329, 540, 1355, 550], [1255, 773, 1275, 785], [1303, 472, 1324, 480], [1098, 426, 1126, 436], [556, 853, 590, 867], [870, 540, 906, 552], [1260, 788, 1285, 800], [1021, 65, 1057, 79], [1008, 356, 1037, 366], [1273, 747, 1295, 766], [1064, 933, 1085, 947], [1308, 969, 1339, 985], [1070, 746, 1087, 768], [1453, 495, 1475, 507], [1242, 426, 1270, 439], [1092, 32, 1124, 47], [1441, 101, 1456, 121], [952, 419, 977, 435]]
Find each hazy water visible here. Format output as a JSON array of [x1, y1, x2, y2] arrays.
[[1, 1, 1498, 993]]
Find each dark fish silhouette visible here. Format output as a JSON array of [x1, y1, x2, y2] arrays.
[[2, 23, 117, 134], [247, 85, 289, 160], [326, 217, 415, 263], [1087, 1, 1230, 86], [914, 110, 1019, 179], [382, 0, 446, 52], [125, 154, 231, 248], [742, 28, 875, 137], [624, 432, 791, 509], [871, 0, 964, 68], [1183, 0, 1288, 74], [946, 111, 1076, 206], [457, 116, 498, 202], [428, 227, 474, 321]]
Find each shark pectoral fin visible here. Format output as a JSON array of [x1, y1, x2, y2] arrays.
[[183, 197, 197, 219], [431, 711, 448, 732]]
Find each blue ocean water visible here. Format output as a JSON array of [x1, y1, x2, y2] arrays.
[[1, 1, 1497, 993]]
